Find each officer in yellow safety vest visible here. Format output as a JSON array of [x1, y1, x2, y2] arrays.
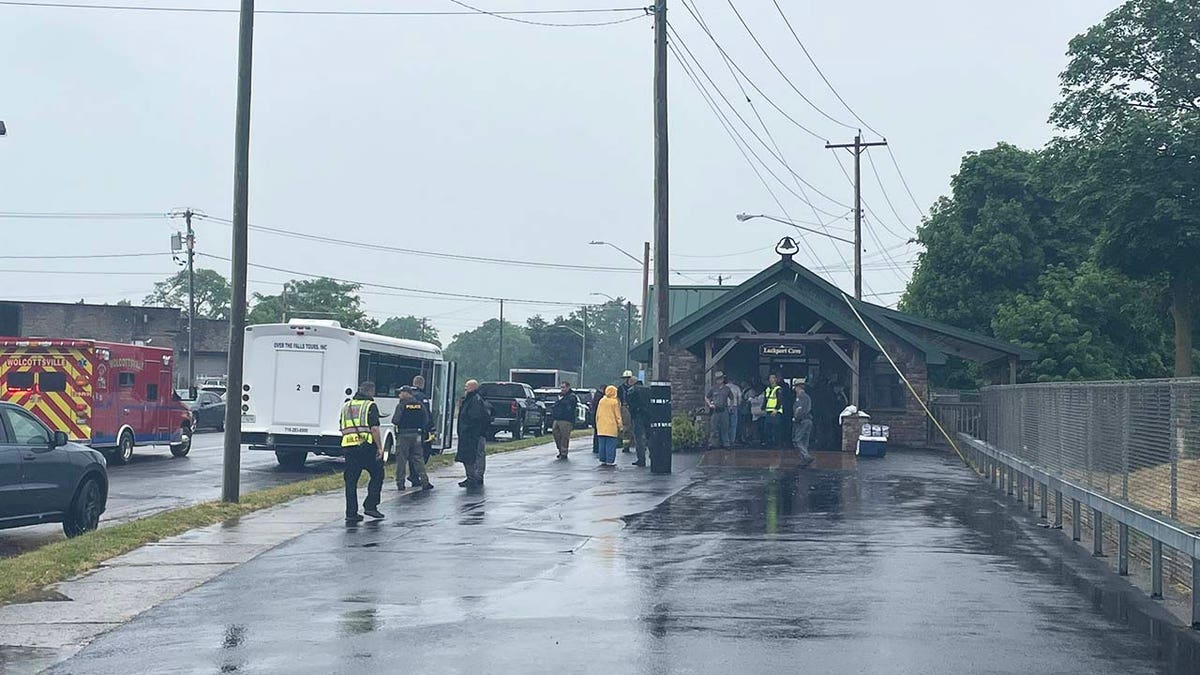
[[762, 373, 784, 448], [340, 381, 385, 524]]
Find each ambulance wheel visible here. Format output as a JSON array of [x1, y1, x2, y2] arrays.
[[170, 428, 192, 458], [111, 431, 135, 465], [275, 451, 307, 469]]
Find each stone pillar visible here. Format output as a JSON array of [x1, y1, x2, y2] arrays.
[[841, 412, 869, 455]]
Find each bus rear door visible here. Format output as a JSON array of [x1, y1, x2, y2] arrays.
[[432, 360, 456, 450]]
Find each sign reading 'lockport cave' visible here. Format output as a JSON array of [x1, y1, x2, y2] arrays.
[[759, 344, 806, 358]]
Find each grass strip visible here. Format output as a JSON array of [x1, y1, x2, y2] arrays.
[[0, 429, 589, 605]]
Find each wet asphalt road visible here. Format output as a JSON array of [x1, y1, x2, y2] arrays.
[[0, 432, 342, 558], [49, 445, 1200, 674]]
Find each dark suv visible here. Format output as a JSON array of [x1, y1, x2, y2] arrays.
[[0, 402, 108, 537], [478, 382, 545, 440]]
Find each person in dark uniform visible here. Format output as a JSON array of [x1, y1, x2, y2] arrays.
[[626, 379, 650, 466], [455, 379, 490, 488], [394, 386, 433, 491], [340, 381, 385, 523], [404, 375, 434, 487]]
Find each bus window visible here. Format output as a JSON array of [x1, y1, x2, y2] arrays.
[[5, 371, 34, 391], [359, 351, 426, 397], [39, 372, 67, 392]]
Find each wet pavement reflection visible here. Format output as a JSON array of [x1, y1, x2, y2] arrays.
[[45, 444, 1200, 674]]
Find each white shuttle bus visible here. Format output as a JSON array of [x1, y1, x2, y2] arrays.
[[240, 319, 456, 468]]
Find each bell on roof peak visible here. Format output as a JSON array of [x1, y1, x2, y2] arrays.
[[775, 236, 799, 261]]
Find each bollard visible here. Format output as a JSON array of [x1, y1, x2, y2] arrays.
[[1092, 509, 1104, 556], [1039, 482, 1048, 520], [1071, 499, 1081, 541], [647, 382, 672, 475], [1118, 523, 1129, 576], [1151, 540, 1163, 598], [1192, 557, 1200, 629], [1054, 491, 1063, 529]]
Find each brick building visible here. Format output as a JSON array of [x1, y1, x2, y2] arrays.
[[629, 246, 1033, 449], [0, 301, 229, 387]]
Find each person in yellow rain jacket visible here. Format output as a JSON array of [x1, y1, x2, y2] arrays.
[[340, 381, 385, 524], [595, 385, 623, 468]]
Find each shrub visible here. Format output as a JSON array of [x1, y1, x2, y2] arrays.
[[671, 414, 705, 450]]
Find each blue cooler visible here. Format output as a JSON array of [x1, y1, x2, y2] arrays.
[[857, 423, 889, 458]]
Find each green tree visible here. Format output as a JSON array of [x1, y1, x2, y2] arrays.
[[992, 263, 1171, 381], [525, 299, 641, 389], [144, 268, 231, 319], [1052, 0, 1200, 375], [377, 315, 440, 346], [901, 143, 1090, 335], [443, 319, 536, 386], [247, 278, 377, 331]]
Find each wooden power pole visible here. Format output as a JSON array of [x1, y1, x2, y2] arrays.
[[825, 132, 887, 408], [652, 0, 670, 382]]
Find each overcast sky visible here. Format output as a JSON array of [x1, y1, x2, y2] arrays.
[[0, 0, 1117, 342]]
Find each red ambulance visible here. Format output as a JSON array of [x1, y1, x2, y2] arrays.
[[0, 339, 193, 464]]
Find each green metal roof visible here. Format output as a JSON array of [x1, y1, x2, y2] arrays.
[[642, 286, 732, 339], [629, 257, 1034, 366]]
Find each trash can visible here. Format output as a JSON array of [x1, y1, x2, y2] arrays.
[[648, 381, 672, 474]]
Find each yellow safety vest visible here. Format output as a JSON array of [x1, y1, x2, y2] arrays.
[[339, 398, 376, 447], [764, 385, 782, 414]]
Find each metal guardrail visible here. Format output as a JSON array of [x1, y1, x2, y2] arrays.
[[956, 377, 1200, 628], [929, 400, 980, 445], [960, 432, 1200, 626]]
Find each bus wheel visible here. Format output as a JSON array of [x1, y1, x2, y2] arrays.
[[170, 426, 192, 457], [112, 430, 134, 465], [275, 451, 307, 470]]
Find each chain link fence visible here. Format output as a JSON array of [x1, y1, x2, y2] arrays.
[[974, 379, 1200, 596]]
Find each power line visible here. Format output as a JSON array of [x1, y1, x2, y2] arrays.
[[886, 144, 927, 218], [0, 268, 167, 276], [0, 251, 167, 260], [865, 149, 913, 235], [678, 0, 868, 295], [444, 0, 649, 27], [769, 0, 882, 139], [673, 1, 826, 143], [0, 0, 650, 23], [666, 24, 850, 211], [197, 252, 589, 306], [721, 0, 856, 132], [0, 211, 170, 219]]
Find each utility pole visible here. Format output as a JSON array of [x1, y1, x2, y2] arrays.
[[825, 132, 887, 408], [581, 305, 588, 389], [641, 241, 650, 342], [625, 301, 632, 372], [222, 0, 256, 503], [652, 0, 670, 382], [184, 209, 196, 397], [497, 299, 505, 381]]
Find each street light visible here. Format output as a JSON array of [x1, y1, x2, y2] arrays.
[[736, 213, 855, 245], [550, 323, 586, 389], [590, 240, 650, 342]]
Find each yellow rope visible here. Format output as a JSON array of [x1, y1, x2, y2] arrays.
[[839, 293, 972, 469]]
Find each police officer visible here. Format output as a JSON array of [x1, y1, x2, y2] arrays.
[[762, 374, 784, 448], [403, 375, 434, 487], [340, 381, 385, 523], [395, 386, 433, 491]]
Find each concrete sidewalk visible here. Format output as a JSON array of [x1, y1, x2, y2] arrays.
[[0, 436, 597, 674], [36, 445, 1200, 674]]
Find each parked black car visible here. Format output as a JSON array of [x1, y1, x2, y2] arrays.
[[478, 382, 545, 440], [0, 402, 108, 537], [186, 390, 226, 432]]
